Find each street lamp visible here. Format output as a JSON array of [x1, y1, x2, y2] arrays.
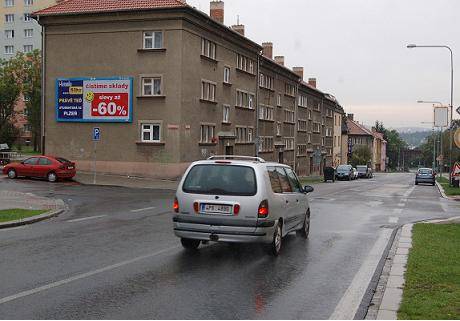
[[421, 121, 437, 172], [407, 44, 454, 185]]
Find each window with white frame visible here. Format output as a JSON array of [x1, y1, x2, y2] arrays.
[[142, 77, 162, 96], [223, 104, 230, 123], [276, 122, 281, 136], [24, 29, 32, 37], [259, 73, 274, 90], [284, 137, 295, 150], [326, 108, 333, 117], [297, 119, 307, 132], [307, 133, 312, 143], [308, 110, 312, 120], [313, 122, 320, 133], [5, 30, 14, 38], [143, 31, 163, 49], [23, 44, 32, 53], [4, 45, 14, 55], [24, 0, 33, 5], [326, 127, 333, 137], [284, 109, 295, 123], [277, 94, 282, 107], [141, 123, 161, 142], [236, 53, 255, 74], [235, 126, 253, 143], [201, 38, 217, 60], [5, 14, 14, 22], [201, 80, 216, 102], [200, 124, 215, 143], [259, 104, 274, 121], [298, 94, 307, 107], [259, 136, 274, 152], [248, 94, 254, 109], [322, 137, 325, 146], [285, 83, 295, 97], [236, 90, 254, 109], [223, 66, 230, 84], [297, 144, 307, 156], [5, 0, 14, 7], [314, 100, 321, 111], [23, 13, 31, 22]]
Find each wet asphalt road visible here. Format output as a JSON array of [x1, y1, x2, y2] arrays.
[[0, 173, 458, 319]]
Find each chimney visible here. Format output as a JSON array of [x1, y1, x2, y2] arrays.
[[262, 42, 273, 59], [210, 1, 224, 24], [347, 114, 354, 121], [293, 67, 304, 80], [274, 56, 285, 66], [308, 77, 317, 88], [231, 24, 245, 36]]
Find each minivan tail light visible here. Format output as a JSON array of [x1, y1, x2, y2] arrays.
[[173, 197, 179, 213], [258, 200, 269, 218], [193, 202, 199, 213], [234, 204, 240, 215]]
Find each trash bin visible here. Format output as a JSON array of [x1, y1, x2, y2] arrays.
[[324, 167, 336, 182]]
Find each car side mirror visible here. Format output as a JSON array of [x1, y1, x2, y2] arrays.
[[303, 185, 314, 194]]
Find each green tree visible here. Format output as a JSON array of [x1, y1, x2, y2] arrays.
[[22, 50, 41, 152], [0, 56, 21, 146], [350, 145, 372, 167], [374, 121, 408, 170]]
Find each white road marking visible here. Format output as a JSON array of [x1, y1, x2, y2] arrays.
[[393, 209, 403, 214], [440, 202, 449, 213], [388, 217, 399, 224], [330, 229, 393, 320], [130, 206, 156, 213], [0, 245, 179, 305], [403, 186, 415, 198], [66, 215, 107, 223]]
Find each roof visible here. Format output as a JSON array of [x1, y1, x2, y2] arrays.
[[34, 0, 187, 16], [347, 119, 373, 136]]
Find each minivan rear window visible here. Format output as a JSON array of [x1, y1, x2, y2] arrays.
[[182, 164, 257, 196]]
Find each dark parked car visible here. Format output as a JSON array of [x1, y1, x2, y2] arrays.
[[2, 156, 76, 182], [415, 168, 436, 186], [324, 167, 336, 182], [336, 164, 353, 181], [357, 165, 373, 178]]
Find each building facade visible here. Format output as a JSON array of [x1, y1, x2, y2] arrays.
[[35, 0, 345, 179]]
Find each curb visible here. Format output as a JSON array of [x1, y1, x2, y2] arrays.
[[435, 181, 448, 199], [74, 180, 178, 192], [0, 209, 64, 229]]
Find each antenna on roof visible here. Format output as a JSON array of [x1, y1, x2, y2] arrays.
[[237, 14, 240, 25]]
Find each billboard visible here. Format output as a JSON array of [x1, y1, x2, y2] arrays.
[[56, 77, 133, 123], [434, 106, 449, 128]]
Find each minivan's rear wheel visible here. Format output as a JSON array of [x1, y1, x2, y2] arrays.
[[269, 223, 282, 256], [297, 210, 311, 239], [181, 238, 200, 250], [7, 169, 17, 179]]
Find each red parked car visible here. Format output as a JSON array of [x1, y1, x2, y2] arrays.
[[2, 156, 76, 182]]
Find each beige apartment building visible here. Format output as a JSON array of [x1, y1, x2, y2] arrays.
[[34, 0, 345, 179]]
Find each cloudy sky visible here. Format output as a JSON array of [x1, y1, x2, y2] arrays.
[[188, 0, 459, 129]]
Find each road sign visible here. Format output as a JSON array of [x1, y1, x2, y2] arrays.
[[434, 106, 449, 128], [457, 106, 460, 116], [452, 162, 460, 177], [93, 127, 101, 141], [455, 128, 460, 149]]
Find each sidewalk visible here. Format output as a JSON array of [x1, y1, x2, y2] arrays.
[[74, 171, 179, 190]]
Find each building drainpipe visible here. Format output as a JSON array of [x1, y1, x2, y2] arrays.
[[293, 81, 299, 173], [255, 51, 261, 158], [40, 20, 46, 155]]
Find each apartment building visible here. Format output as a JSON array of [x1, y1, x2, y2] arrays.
[[1, 0, 56, 59], [34, 0, 345, 179]]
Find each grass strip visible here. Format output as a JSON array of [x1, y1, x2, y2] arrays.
[[398, 224, 460, 320], [0, 208, 48, 223], [437, 177, 460, 196]]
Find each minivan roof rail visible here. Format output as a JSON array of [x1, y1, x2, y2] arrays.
[[208, 155, 266, 163]]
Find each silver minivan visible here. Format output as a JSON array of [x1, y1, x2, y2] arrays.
[[173, 156, 314, 256]]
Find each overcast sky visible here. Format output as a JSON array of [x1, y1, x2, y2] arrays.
[[187, 0, 459, 129]]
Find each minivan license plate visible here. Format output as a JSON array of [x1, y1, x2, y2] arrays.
[[200, 204, 232, 214]]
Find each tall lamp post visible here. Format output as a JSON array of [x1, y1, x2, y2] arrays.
[[407, 44, 454, 185]]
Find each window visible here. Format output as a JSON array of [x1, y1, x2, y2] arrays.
[[5, 14, 14, 22], [307, 133, 312, 143], [5, 30, 14, 38], [276, 122, 281, 136], [141, 123, 161, 142], [308, 110, 312, 120], [259, 136, 274, 153], [313, 122, 321, 133], [236, 53, 255, 74], [23, 13, 31, 22], [201, 80, 216, 102], [200, 124, 215, 143], [259, 73, 274, 90], [326, 127, 333, 137], [24, 0, 33, 5], [23, 157, 39, 165], [259, 104, 274, 121], [298, 94, 307, 107], [223, 105, 230, 123], [314, 100, 321, 111], [298, 119, 307, 132], [223, 66, 230, 84], [24, 29, 33, 37], [235, 126, 254, 143], [322, 137, 325, 146], [284, 137, 295, 150], [277, 94, 282, 107], [284, 109, 295, 123], [23, 124, 31, 132], [297, 144, 307, 156], [143, 31, 163, 49], [38, 158, 52, 166], [285, 83, 295, 97], [23, 45, 32, 53], [4, 45, 14, 55], [285, 168, 303, 193], [326, 108, 333, 117], [142, 77, 162, 96], [267, 167, 283, 194], [5, 0, 14, 7], [201, 38, 217, 60], [276, 167, 292, 192], [236, 90, 254, 109]]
